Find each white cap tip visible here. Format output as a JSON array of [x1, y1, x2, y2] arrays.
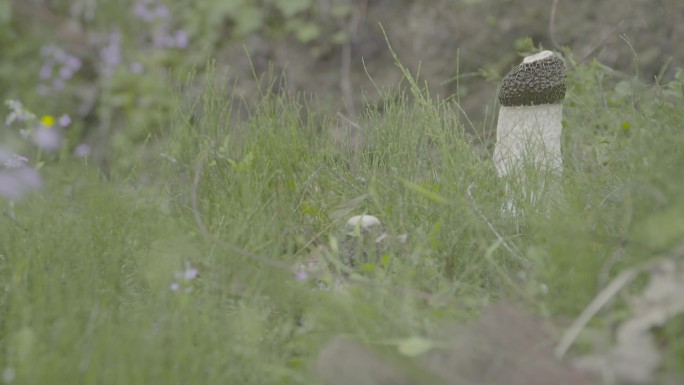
[[346, 215, 382, 229], [522, 50, 554, 64]]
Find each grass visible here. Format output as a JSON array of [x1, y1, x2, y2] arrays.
[[1, 56, 684, 384]]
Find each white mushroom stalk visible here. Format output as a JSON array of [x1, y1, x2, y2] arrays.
[[493, 50, 567, 212]]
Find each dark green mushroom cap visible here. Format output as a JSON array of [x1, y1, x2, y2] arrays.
[[499, 52, 567, 107]]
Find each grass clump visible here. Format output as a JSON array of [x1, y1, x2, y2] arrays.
[[1, 55, 684, 384]]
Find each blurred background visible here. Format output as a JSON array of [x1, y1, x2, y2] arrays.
[[2, 0, 683, 167]]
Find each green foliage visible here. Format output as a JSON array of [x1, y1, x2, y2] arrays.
[[0, 0, 10, 25], [513, 36, 536, 55], [0, 1, 359, 176], [2, 25, 684, 383], [185, 0, 351, 46]]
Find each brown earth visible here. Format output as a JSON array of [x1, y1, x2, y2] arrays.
[[220, 0, 684, 122]]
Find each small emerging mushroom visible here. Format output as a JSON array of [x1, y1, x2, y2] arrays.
[[339, 215, 385, 267], [493, 51, 567, 211], [292, 214, 407, 286], [339, 215, 408, 266]]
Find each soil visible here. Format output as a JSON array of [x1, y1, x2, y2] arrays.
[[219, 0, 684, 123]]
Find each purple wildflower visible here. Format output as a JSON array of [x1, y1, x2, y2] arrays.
[[170, 282, 180, 291], [59, 66, 75, 80], [183, 263, 199, 280], [134, 0, 170, 22], [154, 4, 171, 20], [0, 148, 27, 169], [100, 31, 122, 77], [1, 153, 28, 169], [33, 126, 61, 151], [152, 33, 168, 49], [65, 56, 82, 71], [38, 45, 82, 93], [5, 100, 36, 126], [295, 270, 309, 281], [174, 30, 189, 49], [58, 114, 71, 127], [0, 167, 42, 200], [134, 3, 154, 22], [133, 0, 189, 50], [74, 143, 91, 158], [39, 64, 53, 80]]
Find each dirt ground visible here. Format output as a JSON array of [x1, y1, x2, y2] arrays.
[[220, 0, 684, 123]]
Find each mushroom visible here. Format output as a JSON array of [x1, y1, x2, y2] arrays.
[[493, 50, 567, 211], [340, 215, 384, 267], [292, 214, 409, 289], [292, 215, 387, 286]]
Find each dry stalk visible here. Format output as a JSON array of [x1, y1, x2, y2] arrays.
[[555, 240, 684, 359]]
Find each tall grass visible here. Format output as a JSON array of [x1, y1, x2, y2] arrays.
[[1, 57, 683, 384]]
